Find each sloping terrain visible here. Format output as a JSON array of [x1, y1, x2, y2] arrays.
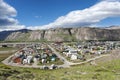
[[0, 49, 120, 80], [0, 27, 120, 41]]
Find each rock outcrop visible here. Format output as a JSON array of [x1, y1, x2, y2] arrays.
[[0, 27, 120, 41]]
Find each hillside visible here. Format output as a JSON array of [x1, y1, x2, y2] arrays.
[[0, 27, 120, 41], [0, 49, 120, 80]]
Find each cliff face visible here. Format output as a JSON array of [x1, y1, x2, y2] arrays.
[[0, 27, 120, 41], [44, 28, 74, 41], [75, 28, 120, 41]]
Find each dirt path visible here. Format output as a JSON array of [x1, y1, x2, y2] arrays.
[[95, 49, 120, 63], [2, 45, 118, 69], [47, 44, 73, 67]]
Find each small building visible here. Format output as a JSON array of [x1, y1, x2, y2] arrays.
[[26, 56, 33, 64], [50, 64, 57, 69], [41, 59, 47, 64], [66, 50, 78, 57], [71, 54, 77, 60], [13, 57, 22, 63], [2, 45, 8, 47], [23, 59, 28, 64]]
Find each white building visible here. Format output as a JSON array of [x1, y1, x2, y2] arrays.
[[71, 54, 77, 60], [67, 50, 78, 57]]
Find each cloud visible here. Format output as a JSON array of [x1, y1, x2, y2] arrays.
[[0, 17, 18, 26], [0, 0, 18, 26], [28, 0, 120, 30], [0, 25, 25, 31], [1, 0, 120, 31], [0, 0, 26, 31]]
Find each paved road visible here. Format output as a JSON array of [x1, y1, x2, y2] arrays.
[[71, 54, 110, 65], [48, 44, 74, 67], [48, 44, 110, 66], [2, 44, 112, 69]]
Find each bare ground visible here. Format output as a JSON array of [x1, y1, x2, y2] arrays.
[[95, 49, 120, 64]]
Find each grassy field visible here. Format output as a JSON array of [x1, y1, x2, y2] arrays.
[[0, 49, 120, 80], [0, 47, 18, 51]]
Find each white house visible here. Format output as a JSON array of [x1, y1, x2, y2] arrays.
[[71, 54, 77, 60], [67, 50, 78, 57], [33, 57, 37, 63], [41, 59, 46, 64], [27, 55, 33, 64], [23, 59, 27, 64]]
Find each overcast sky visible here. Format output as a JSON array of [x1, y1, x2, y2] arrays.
[[0, 0, 120, 31]]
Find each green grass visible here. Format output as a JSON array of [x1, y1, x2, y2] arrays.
[[0, 47, 18, 51], [0, 48, 120, 80], [0, 52, 14, 62], [38, 59, 64, 66]]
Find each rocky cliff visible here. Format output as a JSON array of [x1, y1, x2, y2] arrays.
[[0, 27, 120, 41]]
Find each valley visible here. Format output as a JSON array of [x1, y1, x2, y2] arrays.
[[0, 41, 120, 80]]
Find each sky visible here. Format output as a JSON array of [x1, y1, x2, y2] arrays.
[[0, 0, 120, 31]]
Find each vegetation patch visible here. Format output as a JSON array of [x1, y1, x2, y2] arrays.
[[0, 44, 120, 80]]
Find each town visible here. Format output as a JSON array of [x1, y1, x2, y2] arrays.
[[1, 41, 120, 70]]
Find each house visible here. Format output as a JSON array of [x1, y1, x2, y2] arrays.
[[41, 59, 47, 64], [2, 45, 8, 47], [41, 53, 48, 59], [26, 55, 33, 64], [77, 45, 82, 49], [33, 57, 38, 63], [67, 50, 78, 57], [71, 54, 77, 60], [42, 65, 49, 70], [22, 55, 33, 64], [51, 57, 56, 61], [34, 54, 40, 60], [50, 64, 57, 69], [23, 59, 28, 64], [36, 47, 41, 50], [13, 57, 22, 63]]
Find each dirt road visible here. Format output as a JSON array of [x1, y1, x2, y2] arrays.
[[2, 44, 117, 69]]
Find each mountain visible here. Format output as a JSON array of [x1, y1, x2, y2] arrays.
[[105, 26, 120, 29], [0, 27, 120, 41], [0, 29, 31, 41]]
